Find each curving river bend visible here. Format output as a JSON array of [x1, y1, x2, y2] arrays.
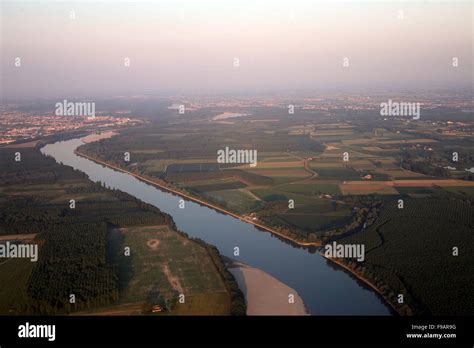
[[42, 136, 391, 315]]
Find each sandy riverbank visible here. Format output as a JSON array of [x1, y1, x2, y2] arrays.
[[227, 260, 308, 315], [81, 131, 118, 143], [212, 112, 250, 121]]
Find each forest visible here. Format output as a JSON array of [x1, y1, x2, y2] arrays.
[[0, 146, 241, 315]]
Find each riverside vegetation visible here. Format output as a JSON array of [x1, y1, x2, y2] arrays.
[[79, 109, 474, 315], [0, 144, 245, 315]]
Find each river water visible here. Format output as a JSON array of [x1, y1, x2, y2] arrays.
[[41, 137, 391, 315]]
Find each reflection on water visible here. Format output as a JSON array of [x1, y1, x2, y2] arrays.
[[42, 138, 391, 316]]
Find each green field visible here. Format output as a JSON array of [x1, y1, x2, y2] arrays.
[[0, 146, 240, 315], [190, 181, 247, 192], [276, 183, 341, 196], [109, 226, 231, 315], [205, 189, 261, 214], [80, 117, 474, 249], [280, 211, 352, 231]]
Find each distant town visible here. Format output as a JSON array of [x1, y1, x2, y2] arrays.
[[0, 104, 140, 144]]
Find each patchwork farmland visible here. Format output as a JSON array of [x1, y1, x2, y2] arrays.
[[80, 112, 474, 246]]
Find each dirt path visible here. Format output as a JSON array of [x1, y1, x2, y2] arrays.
[[162, 264, 184, 294], [303, 158, 319, 178], [0, 233, 37, 241]]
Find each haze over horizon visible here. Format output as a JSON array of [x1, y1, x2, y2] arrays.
[[1, 0, 472, 99]]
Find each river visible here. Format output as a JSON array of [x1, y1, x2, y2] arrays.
[[41, 137, 391, 315]]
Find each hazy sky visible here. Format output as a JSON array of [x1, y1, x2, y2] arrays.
[[1, 0, 472, 99]]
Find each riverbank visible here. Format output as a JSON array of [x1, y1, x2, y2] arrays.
[[81, 131, 118, 143], [75, 136, 400, 315], [226, 260, 308, 315], [320, 253, 402, 315], [42, 135, 393, 315], [74, 147, 321, 248]]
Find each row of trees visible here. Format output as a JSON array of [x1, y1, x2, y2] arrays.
[[27, 223, 119, 314]]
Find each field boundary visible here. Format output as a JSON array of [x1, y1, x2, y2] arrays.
[[74, 149, 321, 247]]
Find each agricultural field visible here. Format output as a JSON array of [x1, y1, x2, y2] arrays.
[[80, 115, 474, 245], [106, 226, 231, 315], [0, 257, 35, 314], [203, 189, 262, 214], [0, 147, 240, 315]]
